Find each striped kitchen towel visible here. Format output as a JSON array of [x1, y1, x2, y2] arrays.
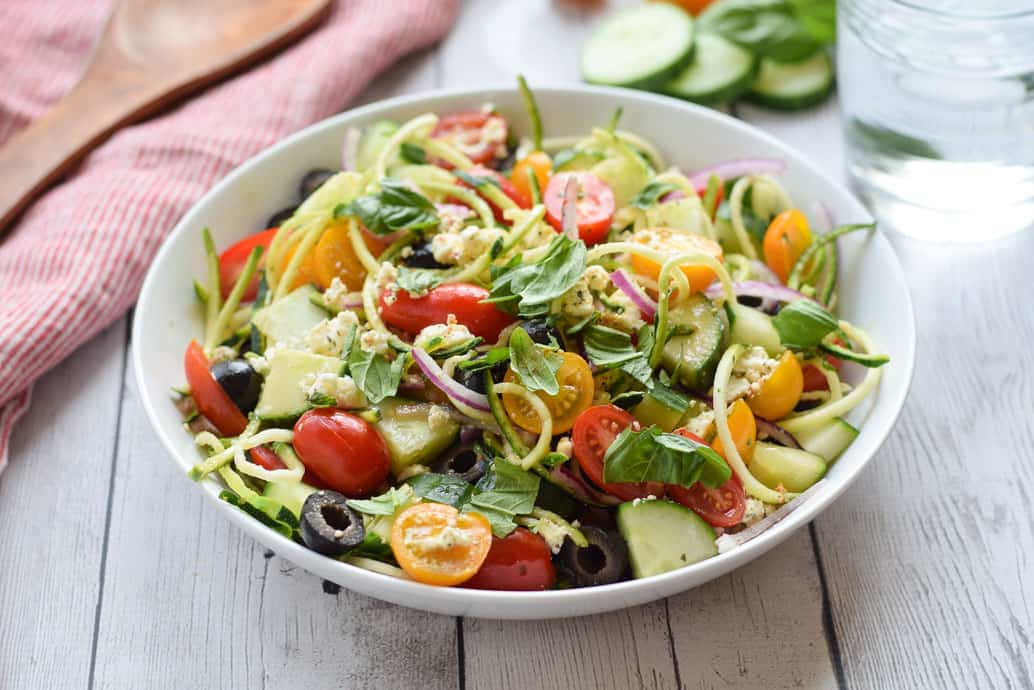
[[0, 0, 460, 471]]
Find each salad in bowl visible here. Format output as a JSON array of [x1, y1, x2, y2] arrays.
[[173, 79, 888, 593]]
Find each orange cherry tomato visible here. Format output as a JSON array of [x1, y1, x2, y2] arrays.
[[711, 399, 757, 462], [218, 228, 278, 301], [763, 209, 812, 283], [748, 352, 804, 420], [311, 222, 388, 291], [629, 227, 724, 294], [280, 242, 318, 291], [503, 352, 594, 435], [183, 340, 248, 436], [390, 503, 493, 586], [511, 151, 552, 205]]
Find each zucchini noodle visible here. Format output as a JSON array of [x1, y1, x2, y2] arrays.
[[615, 130, 666, 171], [273, 221, 323, 302], [190, 428, 296, 480], [779, 321, 883, 433], [207, 246, 262, 351], [361, 271, 411, 352], [374, 113, 437, 184], [653, 170, 697, 197], [492, 382, 552, 471], [713, 344, 793, 504], [441, 353, 474, 378], [585, 241, 692, 299], [446, 205, 546, 284], [728, 177, 760, 259], [202, 229, 222, 348], [420, 138, 519, 214], [345, 557, 410, 578], [347, 217, 381, 274], [804, 356, 843, 402], [418, 181, 496, 228]]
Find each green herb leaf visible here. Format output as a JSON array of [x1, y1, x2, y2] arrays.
[[630, 181, 678, 209], [399, 142, 427, 164], [508, 327, 563, 395], [455, 170, 501, 189], [603, 425, 730, 488], [407, 473, 475, 507], [582, 325, 653, 386], [649, 380, 691, 414], [337, 179, 439, 235], [699, 0, 822, 63], [346, 486, 412, 516], [772, 299, 838, 350], [458, 347, 510, 372], [488, 234, 587, 317], [395, 266, 443, 295], [348, 344, 405, 403]]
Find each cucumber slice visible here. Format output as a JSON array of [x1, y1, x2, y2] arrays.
[[617, 499, 717, 578], [663, 33, 757, 105], [254, 350, 346, 426], [581, 4, 696, 90], [794, 417, 858, 462], [749, 442, 827, 492], [660, 294, 726, 393], [747, 51, 835, 111], [631, 391, 684, 432], [252, 285, 327, 350], [727, 302, 782, 356], [374, 398, 459, 477], [262, 479, 318, 520]]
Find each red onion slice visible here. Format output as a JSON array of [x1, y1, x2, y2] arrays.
[[755, 418, 802, 449], [341, 127, 360, 171], [609, 269, 657, 321], [659, 189, 687, 203], [715, 479, 827, 554], [410, 348, 490, 413], [705, 280, 817, 305], [548, 463, 622, 507], [688, 158, 785, 189], [561, 175, 579, 240], [435, 202, 474, 220]]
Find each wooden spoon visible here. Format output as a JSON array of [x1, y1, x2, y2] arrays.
[[0, 0, 332, 233]]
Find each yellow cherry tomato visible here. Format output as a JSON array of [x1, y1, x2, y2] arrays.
[[629, 227, 724, 294], [390, 503, 493, 586], [312, 222, 389, 291], [763, 209, 812, 283], [503, 351, 594, 435], [280, 243, 317, 290], [712, 399, 757, 462], [747, 351, 803, 421], [511, 151, 552, 204]]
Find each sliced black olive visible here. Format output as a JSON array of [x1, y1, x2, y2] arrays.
[[266, 206, 297, 228], [433, 441, 488, 484], [521, 319, 561, 346], [300, 491, 365, 556], [559, 526, 629, 587], [210, 359, 261, 414], [299, 168, 336, 201], [403, 242, 449, 269], [455, 361, 509, 394]]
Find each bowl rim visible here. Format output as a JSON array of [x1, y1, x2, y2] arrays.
[[132, 83, 916, 615]]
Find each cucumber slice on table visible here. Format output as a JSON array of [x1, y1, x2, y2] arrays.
[[747, 51, 835, 111], [750, 442, 827, 492], [617, 499, 717, 578], [581, 4, 696, 90], [794, 417, 859, 462], [663, 33, 757, 105]]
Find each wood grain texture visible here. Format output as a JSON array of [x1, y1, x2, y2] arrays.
[[0, 320, 127, 690]]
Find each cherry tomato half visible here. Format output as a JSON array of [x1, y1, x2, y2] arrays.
[[511, 151, 552, 205], [711, 399, 757, 463], [432, 111, 508, 165], [292, 408, 390, 498], [504, 352, 595, 436], [748, 351, 803, 421], [571, 404, 665, 502], [311, 222, 389, 291], [391, 503, 493, 586], [763, 209, 812, 283], [248, 445, 287, 471], [218, 228, 277, 301], [457, 164, 530, 222], [379, 283, 515, 342], [462, 527, 556, 591], [802, 363, 828, 392], [669, 429, 746, 527], [629, 227, 724, 294], [544, 171, 616, 245], [183, 340, 247, 436]]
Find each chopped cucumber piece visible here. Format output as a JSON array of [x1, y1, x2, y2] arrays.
[[747, 51, 834, 111], [356, 120, 399, 172], [617, 499, 717, 578], [632, 392, 684, 432], [663, 33, 757, 105], [660, 294, 726, 393], [727, 302, 782, 356], [252, 285, 326, 350], [254, 350, 346, 426], [793, 417, 858, 462], [749, 441, 827, 492], [261, 479, 318, 520], [581, 4, 696, 90], [374, 398, 459, 477]]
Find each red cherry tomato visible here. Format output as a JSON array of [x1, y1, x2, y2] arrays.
[[248, 445, 287, 471], [292, 409, 390, 498], [667, 429, 746, 527], [218, 228, 277, 302], [544, 172, 616, 245], [379, 283, 515, 342], [802, 364, 829, 392], [572, 405, 665, 502], [462, 527, 556, 591], [457, 164, 530, 222], [432, 111, 508, 165], [183, 340, 247, 436]]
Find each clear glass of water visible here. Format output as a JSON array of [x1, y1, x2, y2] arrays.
[[839, 1, 1034, 242]]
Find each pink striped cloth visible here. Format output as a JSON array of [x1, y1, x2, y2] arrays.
[[0, 0, 459, 471]]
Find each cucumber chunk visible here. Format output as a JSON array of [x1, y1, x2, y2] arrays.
[[254, 350, 346, 426], [252, 285, 327, 350], [374, 398, 459, 477], [262, 479, 318, 520], [663, 33, 757, 105], [617, 499, 717, 578], [747, 51, 834, 111], [750, 442, 827, 492], [632, 392, 684, 432], [660, 294, 726, 393], [581, 4, 696, 90], [794, 417, 858, 462], [727, 302, 782, 356]]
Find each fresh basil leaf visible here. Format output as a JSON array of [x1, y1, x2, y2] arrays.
[[349, 532, 394, 561], [584, 325, 645, 370], [458, 347, 510, 372], [395, 266, 443, 295], [455, 170, 501, 189], [399, 142, 427, 164], [346, 486, 410, 516], [337, 179, 438, 236], [772, 299, 838, 350], [508, 327, 563, 395], [699, 0, 821, 62], [630, 181, 679, 209], [649, 380, 690, 414], [488, 234, 587, 317], [610, 390, 646, 409], [471, 460, 539, 516], [406, 473, 475, 507], [348, 345, 405, 403], [565, 311, 600, 335], [307, 391, 337, 408], [603, 425, 730, 488]]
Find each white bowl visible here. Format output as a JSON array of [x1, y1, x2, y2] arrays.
[[133, 85, 915, 619]]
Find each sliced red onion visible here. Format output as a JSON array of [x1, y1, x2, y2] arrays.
[[561, 175, 579, 240], [755, 418, 802, 449], [688, 158, 785, 190], [659, 189, 687, 203], [341, 127, 360, 171], [435, 202, 474, 220], [410, 348, 490, 413], [609, 269, 657, 321], [716, 479, 827, 554], [548, 463, 622, 507], [705, 280, 817, 305]]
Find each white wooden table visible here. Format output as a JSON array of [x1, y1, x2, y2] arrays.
[[3, 2, 1032, 688]]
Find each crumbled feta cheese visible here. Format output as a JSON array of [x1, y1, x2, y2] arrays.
[[742, 498, 768, 527], [533, 519, 568, 555], [583, 265, 611, 293], [399, 245, 414, 259], [359, 329, 392, 356], [600, 289, 646, 333], [303, 372, 367, 409], [322, 277, 361, 312], [682, 407, 715, 440], [307, 311, 359, 356], [244, 352, 269, 377], [427, 405, 452, 431], [438, 205, 469, 235], [414, 318, 474, 352], [430, 225, 502, 265], [631, 495, 659, 507], [555, 437, 573, 459], [724, 345, 779, 402], [517, 220, 558, 250], [208, 346, 237, 364], [403, 523, 472, 551], [376, 262, 399, 304], [558, 277, 595, 320]]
